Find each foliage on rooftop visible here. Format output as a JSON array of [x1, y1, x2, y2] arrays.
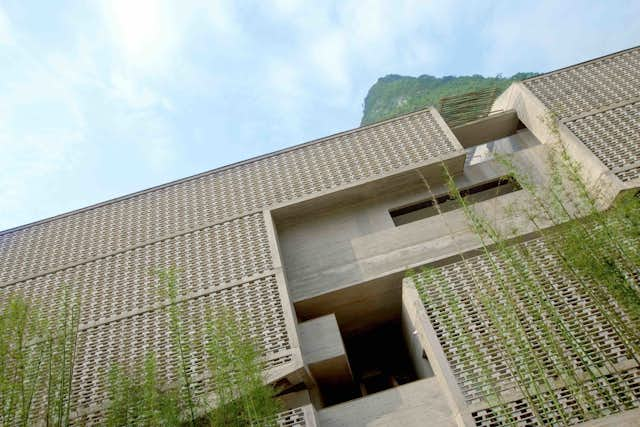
[[361, 72, 537, 126]]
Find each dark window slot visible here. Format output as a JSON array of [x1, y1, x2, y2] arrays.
[[390, 176, 520, 226]]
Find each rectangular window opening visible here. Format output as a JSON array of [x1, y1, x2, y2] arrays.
[[389, 176, 521, 226]]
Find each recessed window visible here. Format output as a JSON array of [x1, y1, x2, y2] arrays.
[[389, 176, 521, 226]]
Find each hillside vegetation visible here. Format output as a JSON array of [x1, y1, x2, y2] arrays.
[[361, 72, 537, 125]]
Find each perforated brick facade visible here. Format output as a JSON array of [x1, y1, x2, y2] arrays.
[[524, 46, 640, 184], [1, 47, 639, 426], [524, 48, 640, 120], [412, 236, 640, 426], [565, 100, 640, 182], [277, 406, 314, 427], [0, 109, 456, 285], [0, 107, 462, 423]]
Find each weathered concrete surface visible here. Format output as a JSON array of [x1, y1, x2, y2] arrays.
[[317, 377, 455, 427], [294, 273, 404, 337], [494, 82, 626, 208], [401, 294, 434, 380], [299, 314, 349, 366], [402, 281, 473, 427], [277, 144, 548, 307], [279, 390, 312, 409], [298, 314, 356, 406], [464, 128, 540, 166], [283, 73, 640, 427], [452, 110, 520, 148], [575, 408, 640, 426], [279, 145, 564, 342]]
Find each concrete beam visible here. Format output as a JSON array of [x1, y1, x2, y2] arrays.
[[452, 110, 520, 148], [402, 281, 474, 427], [298, 314, 356, 405], [317, 377, 455, 427]]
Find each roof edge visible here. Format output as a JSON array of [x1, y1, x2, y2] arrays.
[[523, 45, 639, 83], [1, 106, 439, 236]]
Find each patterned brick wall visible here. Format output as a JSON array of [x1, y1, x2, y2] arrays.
[[524, 47, 640, 184], [524, 48, 640, 119], [413, 237, 640, 426], [565, 101, 640, 182], [0, 109, 456, 284], [0, 108, 459, 422]]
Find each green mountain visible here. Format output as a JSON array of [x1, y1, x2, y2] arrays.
[[361, 72, 538, 126]]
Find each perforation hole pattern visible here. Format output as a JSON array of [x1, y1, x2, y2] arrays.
[[472, 366, 640, 426], [0, 213, 272, 326], [0, 110, 455, 285], [277, 407, 309, 427], [66, 275, 291, 414], [524, 48, 640, 119], [72, 404, 308, 427], [617, 167, 640, 183], [565, 101, 640, 183], [413, 236, 639, 425]]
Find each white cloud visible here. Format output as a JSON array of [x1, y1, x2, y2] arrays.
[[112, 108, 176, 170], [264, 0, 453, 99], [0, 5, 13, 46], [309, 30, 351, 92], [0, 55, 88, 229], [101, 0, 183, 72], [104, 67, 178, 170], [104, 0, 164, 56], [110, 70, 163, 110], [264, 58, 307, 122], [266, 59, 302, 99], [0, 3, 185, 228], [271, 0, 303, 16], [1, 0, 637, 230], [463, 0, 640, 75], [201, 0, 240, 39], [101, 0, 242, 72], [338, 0, 391, 53]]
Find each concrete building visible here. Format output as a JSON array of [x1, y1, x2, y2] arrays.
[[1, 47, 639, 426]]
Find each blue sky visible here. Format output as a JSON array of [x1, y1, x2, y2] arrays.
[[1, 1, 639, 231]]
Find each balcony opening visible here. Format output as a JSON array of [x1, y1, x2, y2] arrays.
[[343, 320, 419, 398], [295, 274, 435, 409], [446, 110, 541, 166]]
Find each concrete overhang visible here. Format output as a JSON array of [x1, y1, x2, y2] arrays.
[[270, 150, 466, 223], [270, 107, 467, 223], [451, 109, 521, 148]]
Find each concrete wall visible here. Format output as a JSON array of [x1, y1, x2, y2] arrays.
[[317, 377, 455, 427], [402, 297, 434, 380], [276, 144, 547, 308], [402, 281, 473, 426], [493, 83, 627, 208], [278, 80, 638, 425], [298, 314, 357, 406], [285, 68, 640, 426]]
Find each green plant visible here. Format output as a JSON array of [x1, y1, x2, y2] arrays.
[[495, 124, 640, 341], [157, 268, 199, 425], [361, 72, 538, 125], [409, 138, 639, 424], [444, 167, 581, 423], [0, 269, 281, 426], [410, 173, 517, 423], [103, 270, 281, 427], [105, 353, 181, 427], [204, 310, 281, 426], [0, 288, 80, 426]]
